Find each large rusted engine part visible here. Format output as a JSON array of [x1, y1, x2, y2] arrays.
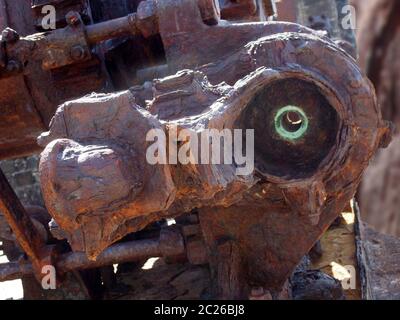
[[0, 0, 391, 299], [36, 17, 388, 301], [349, 0, 400, 238]]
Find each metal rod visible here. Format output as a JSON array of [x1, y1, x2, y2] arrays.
[[0, 261, 33, 281], [0, 233, 185, 282], [85, 13, 138, 45], [0, 168, 46, 270], [57, 238, 161, 272]]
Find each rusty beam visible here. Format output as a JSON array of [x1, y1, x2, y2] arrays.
[[0, 261, 34, 281], [0, 168, 46, 271]]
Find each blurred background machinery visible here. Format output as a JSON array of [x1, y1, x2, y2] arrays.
[[350, 0, 400, 238]]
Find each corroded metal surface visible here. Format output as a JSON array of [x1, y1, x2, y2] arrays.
[[0, 0, 104, 160], [0, 0, 390, 299], [0, 169, 47, 274], [0, 226, 186, 282], [37, 15, 387, 298], [0, 0, 276, 160]]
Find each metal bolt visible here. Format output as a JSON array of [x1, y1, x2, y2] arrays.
[[1, 28, 19, 43], [70, 45, 86, 61], [65, 11, 81, 26]]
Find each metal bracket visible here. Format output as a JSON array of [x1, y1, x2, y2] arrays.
[[42, 11, 91, 70]]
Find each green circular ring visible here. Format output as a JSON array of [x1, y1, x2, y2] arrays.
[[274, 105, 309, 141]]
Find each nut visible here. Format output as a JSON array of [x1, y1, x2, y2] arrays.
[[65, 11, 81, 26], [70, 45, 86, 61]]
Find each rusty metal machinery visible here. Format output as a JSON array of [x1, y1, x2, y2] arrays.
[[0, 0, 392, 299], [0, 0, 276, 159]]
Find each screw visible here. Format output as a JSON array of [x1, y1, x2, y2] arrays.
[[70, 45, 86, 61], [65, 11, 81, 26], [1, 28, 19, 43]]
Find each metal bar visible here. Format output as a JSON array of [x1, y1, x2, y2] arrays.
[[0, 261, 33, 281], [85, 13, 138, 45], [58, 238, 161, 272], [0, 168, 45, 270], [0, 232, 185, 282]]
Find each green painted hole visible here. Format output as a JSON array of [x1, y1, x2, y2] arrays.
[[274, 106, 309, 141]]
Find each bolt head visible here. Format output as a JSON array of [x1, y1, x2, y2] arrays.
[[70, 45, 86, 61], [65, 11, 81, 26]]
